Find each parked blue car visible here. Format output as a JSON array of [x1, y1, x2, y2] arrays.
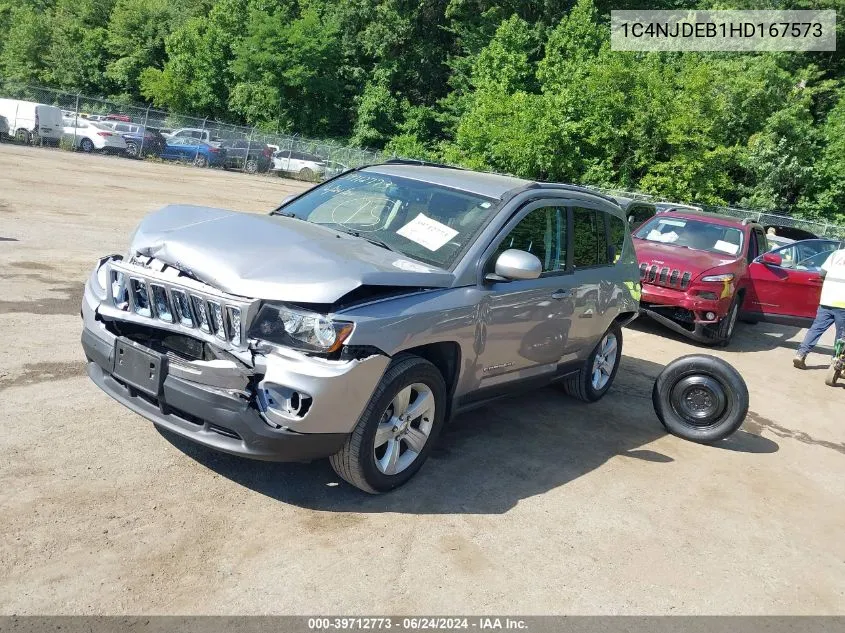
[[160, 136, 225, 167]]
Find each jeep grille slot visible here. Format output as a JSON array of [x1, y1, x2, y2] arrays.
[[640, 262, 694, 290], [105, 260, 252, 350]]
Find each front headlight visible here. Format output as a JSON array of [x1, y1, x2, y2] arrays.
[[700, 273, 735, 282], [248, 304, 353, 353]]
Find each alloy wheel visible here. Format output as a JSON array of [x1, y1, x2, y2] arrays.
[[373, 383, 435, 476], [591, 332, 618, 390]]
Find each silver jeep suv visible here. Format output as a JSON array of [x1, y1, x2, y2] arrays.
[[81, 162, 640, 492]]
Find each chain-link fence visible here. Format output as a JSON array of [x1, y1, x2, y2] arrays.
[[592, 186, 845, 240], [0, 81, 387, 182], [2, 81, 843, 237]]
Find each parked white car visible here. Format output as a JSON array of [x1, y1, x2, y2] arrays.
[[271, 150, 327, 180], [0, 99, 63, 145], [62, 117, 127, 154]]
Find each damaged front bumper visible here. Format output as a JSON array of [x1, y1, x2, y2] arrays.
[[80, 260, 389, 462], [640, 283, 733, 344]]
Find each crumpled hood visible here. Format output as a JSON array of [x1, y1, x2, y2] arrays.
[[129, 205, 453, 303], [633, 239, 740, 277]]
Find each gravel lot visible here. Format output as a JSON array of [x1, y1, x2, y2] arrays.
[[1, 144, 843, 615]]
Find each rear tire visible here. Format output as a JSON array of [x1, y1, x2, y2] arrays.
[[652, 354, 748, 443], [193, 154, 208, 168], [561, 323, 623, 402], [79, 138, 95, 153], [329, 354, 446, 493], [298, 167, 314, 181], [15, 128, 31, 144], [245, 158, 259, 174]]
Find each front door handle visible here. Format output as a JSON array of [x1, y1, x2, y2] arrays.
[[551, 289, 571, 300]]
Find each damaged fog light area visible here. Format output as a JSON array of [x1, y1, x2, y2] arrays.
[[257, 384, 313, 427]]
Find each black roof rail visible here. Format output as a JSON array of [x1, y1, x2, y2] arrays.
[[383, 158, 465, 170], [534, 182, 620, 205]]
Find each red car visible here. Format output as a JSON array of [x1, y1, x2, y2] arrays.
[[633, 210, 842, 345]]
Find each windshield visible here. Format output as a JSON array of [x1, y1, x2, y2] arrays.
[[278, 171, 497, 269], [634, 216, 744, 256]]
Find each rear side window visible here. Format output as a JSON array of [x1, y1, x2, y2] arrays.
[[607, 214, 627, 262], [572, 207, 609, 268]]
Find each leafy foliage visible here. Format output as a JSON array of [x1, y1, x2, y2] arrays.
[[0, 0, 842, 221]]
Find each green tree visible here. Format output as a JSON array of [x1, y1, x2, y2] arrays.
[[106, 0, 198, 98], [0, 6, 51, 84], [228, 5, 347, 134]]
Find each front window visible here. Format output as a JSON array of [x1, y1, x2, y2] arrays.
[[278, 171, 497, 269], [771, 240, 843, 271], [635, 216, 744, 256]]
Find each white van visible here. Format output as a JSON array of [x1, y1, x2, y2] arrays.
[[0, 99, 64, 145]]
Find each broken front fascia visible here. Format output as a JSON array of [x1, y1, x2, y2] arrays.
[[86, 256, 390, 435]]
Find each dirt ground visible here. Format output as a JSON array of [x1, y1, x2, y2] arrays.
[[0, 144, 843, 615]]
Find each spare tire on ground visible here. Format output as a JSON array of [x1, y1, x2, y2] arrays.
[[652, 354, 749, 443]]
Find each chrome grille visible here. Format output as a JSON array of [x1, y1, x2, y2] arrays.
[[104, 260, 253, 350], [640, 262, 694, 290]]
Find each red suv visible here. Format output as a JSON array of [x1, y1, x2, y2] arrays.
[[633, 210, 840, 345]]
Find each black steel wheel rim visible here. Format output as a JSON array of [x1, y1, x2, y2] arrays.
[[669, 375, 729, 428]]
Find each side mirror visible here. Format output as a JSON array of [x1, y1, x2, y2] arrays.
[[628, 215, 635, 224], [760, 252, 783, 266], [279, 194, 296, 206], [487, 249, 542, 282]]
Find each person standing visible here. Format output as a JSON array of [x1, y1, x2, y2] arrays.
[[794, 246, 845, 369]]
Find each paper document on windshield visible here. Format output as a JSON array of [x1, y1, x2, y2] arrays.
[[647, 229, 679, 243], [713, 240, 739, 255], [396, 213, 459, 251]]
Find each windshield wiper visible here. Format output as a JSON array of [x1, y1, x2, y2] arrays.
[[335, 227, 398, 253], [270, 209, 296, 218]]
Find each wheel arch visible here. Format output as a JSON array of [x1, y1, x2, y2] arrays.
[[395, 341, 461, 421], [613, 310, 638, 328]]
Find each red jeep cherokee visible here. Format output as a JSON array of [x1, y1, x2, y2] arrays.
[[633, 210, 839, 345]]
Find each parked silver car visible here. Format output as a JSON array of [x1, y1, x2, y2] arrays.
[[81, 162, 640, 492]]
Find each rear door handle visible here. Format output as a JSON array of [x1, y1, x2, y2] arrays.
[[551, 289, 571, 300]]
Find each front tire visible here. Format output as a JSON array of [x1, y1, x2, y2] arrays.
[[561, 323, 622, 402], [652, 354, 748, 443], [330, 354, 446, 493], [715, 294, 741, 346], [126, 141, 139, 158]]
